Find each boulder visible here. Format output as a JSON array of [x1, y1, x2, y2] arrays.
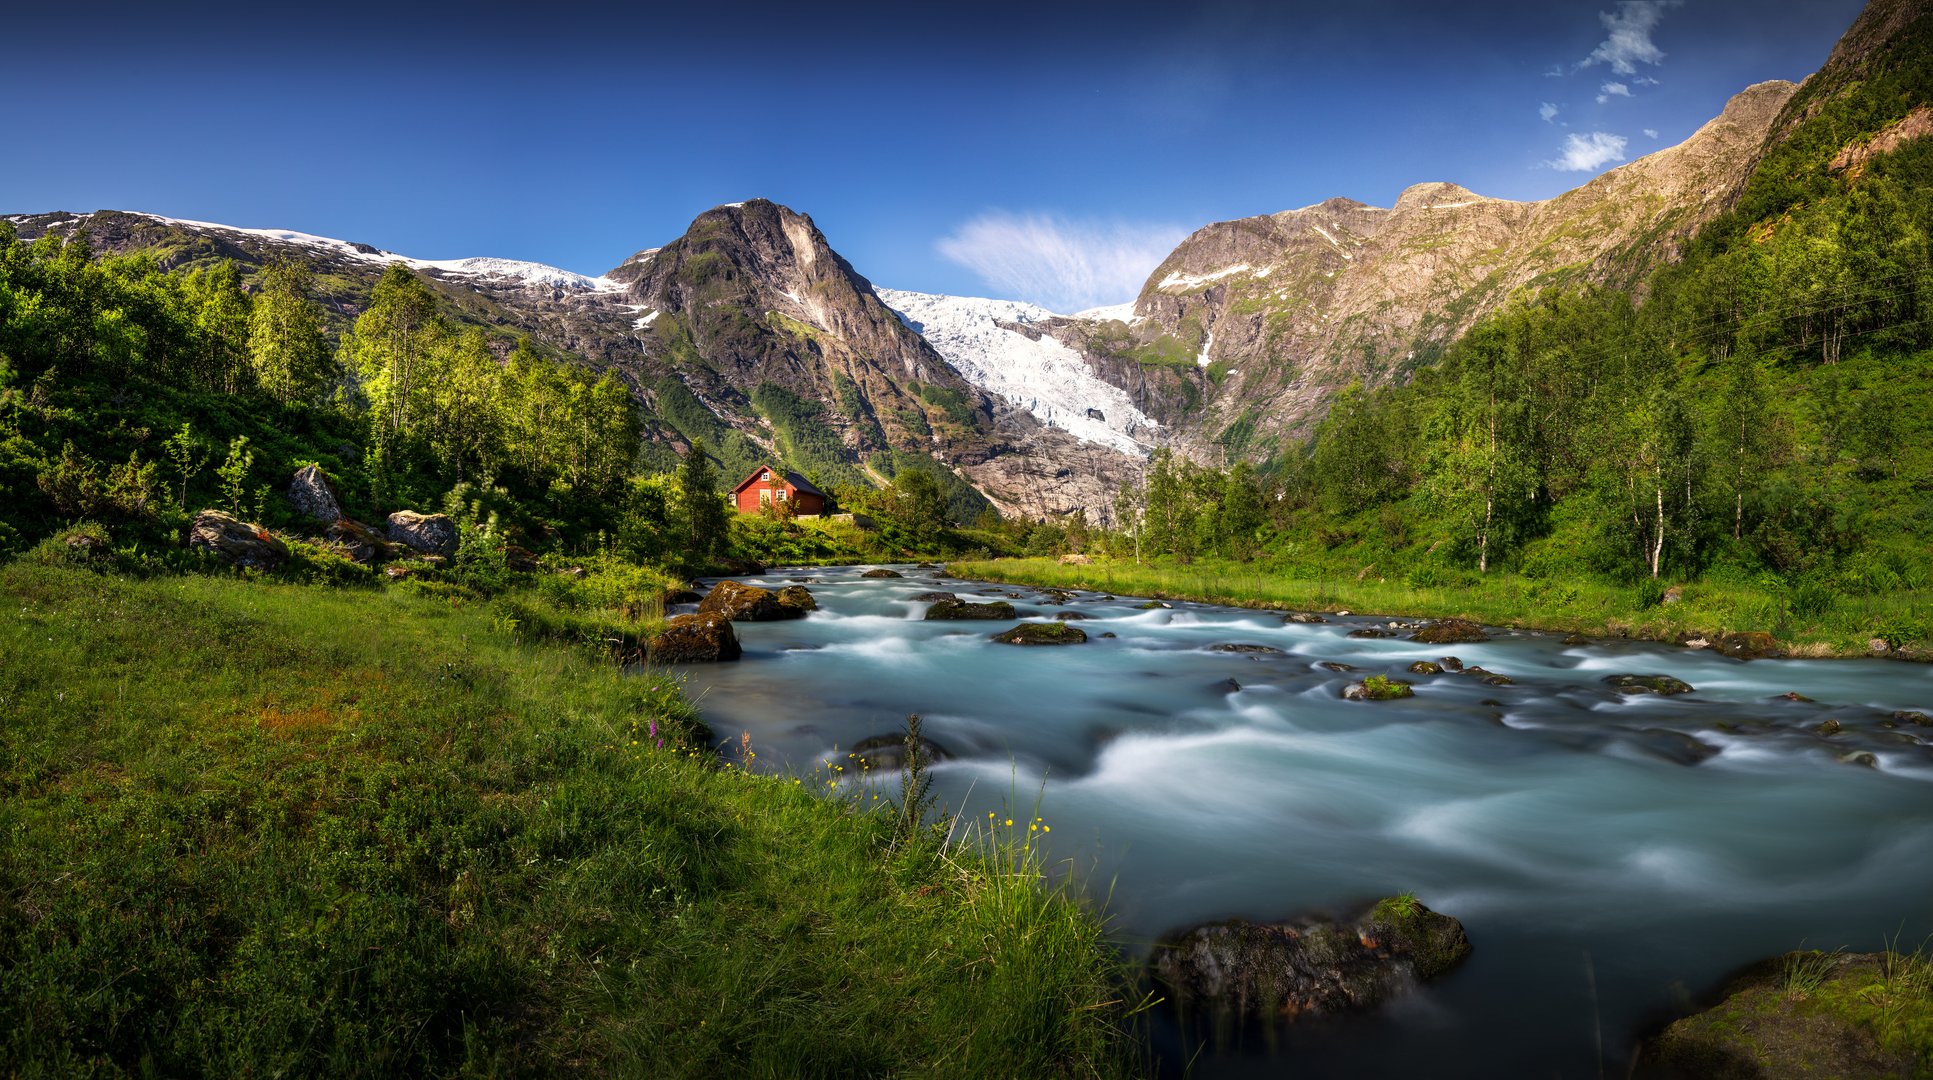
[[1319, 661, 1356, 672], [504, 545, 540, 572], [662, 588, 704, 605], [1410, 618, 1490, 645], [1407, 660, 1444, 675], [1098, 631, 1117, 639], [1283, 612, 1327, 624], [1343, 678, 1414, 701], [1348, 628, 1397, 639], [1037, 588, 1078, 604], [1562, 633, 1591, 646], [846, 733, 951, 772], [386, 511, 458, 558], [1815, 718, 1843, 736], [187, 510, 289, 570], [991, 622, 1088, 646], [1438, 656, 1464, 672], [1210, 678, 1243, 695], [1210, 643, 1284, 655], [1151, 897, 1470, 1023], [646, 613, 742, 663], [699, 580, 804, 621], [776, 585, 817, 614], [1138, 600, 1172, 610], [287, 464, 343, 525], [1892, 711, 1932, 727], [326, 517, 392, 564], [1462, 666, 1516, 686], [861, 568, 903, 579], [925, 598, 1016, 621], [1605, 674, 1696, 696], [1712, 631, 1781, 661], [1778, 692, 1816, 703], [1630, 728, 1722, 766], [910, 591, 959, 603], [1638, 952, 1912, 1080], [1059, 553, 1093, 565], [1054, 611, 1092, 621]]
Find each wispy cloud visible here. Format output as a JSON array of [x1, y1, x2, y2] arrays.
[[937, 212, 1188, 313], [1580, 1, 1677, 76], [1549, 131, 1629, 172], [1643, 128, 1660, 139], [1596, 80, 1631, 104], [1540, 102, 1560, 123]]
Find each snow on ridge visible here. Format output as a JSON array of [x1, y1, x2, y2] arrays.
[[1156, 263, 1253, 291], [877, 288, 1158, 457], [131, 212, 625, 292], [1072, 300, 1139, 323]]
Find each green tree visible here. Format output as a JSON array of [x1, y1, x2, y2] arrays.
[[344, 264, 443, 442], [247, 259, 331, 404], [884, 467, 946, 550], [186, 261, 252, 394], [678, 439, 730, 564]]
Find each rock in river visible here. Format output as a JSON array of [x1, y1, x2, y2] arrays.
[[1152, 897, 1470, 1022], [991, 622, 1088, 646], [699, 580, 806, 621], [925, 598, 1016, 621], [1604, 674, 1696, 696], [1410, 618, 1490, 644], [646, 613, 742, 663], [860, 568, 903, 579], [775, 585, 817, 614], [1210, 643, 1285, 655]]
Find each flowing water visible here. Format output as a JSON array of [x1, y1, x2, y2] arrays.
[[673, 565, 1933, 1077]]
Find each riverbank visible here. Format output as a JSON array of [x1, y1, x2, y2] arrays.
[[0, 560, 1141, 1077], [946, 556, 1931, 659]]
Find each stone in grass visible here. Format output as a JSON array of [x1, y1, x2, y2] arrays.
[[188, 510, 290, 571], [1638, 952, 1914, 1080], [646, 613, 742, 663], [1210, 643, 1285, 655], [1343, 676, 1414, 701], [1410, 618, 1490, 645], [1604, 674, 1695, 696], [287, 464, 343, 525], [925, 598, 1016, 621], [1152, 895, 1470, 1023], [386, 510, 459, 559], [860, 568, 903, 578], [991, 622, 1088, 646], [1408, 660, 1444, 675]]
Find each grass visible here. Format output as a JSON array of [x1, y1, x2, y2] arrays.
[[0, 561, 1141, 1078], [947, 556, 1932, 657]]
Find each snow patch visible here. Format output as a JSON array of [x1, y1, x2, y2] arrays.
[[1196, 329, 1215, 368], [1072, 300, 1139, 323], [633, 310, 660, 329], [877, 289, 1159, 457], [1309, 224, 1353, 260], [1157, 264, 1251, 291]]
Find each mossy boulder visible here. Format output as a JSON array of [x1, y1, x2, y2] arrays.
[[1137, 600, 1172, 610], [698, 580, 804, 622], [1151, 897, 1469, 1022], [925, 598, 1016, 621], [325, 517, 394, 565], [860, 568, 903, 579], [1283, 612, 1327, 624], [1713, 631, 1782, 661], [776, 585, 817, 614], [188, 510, 290, 571], [1637, 952, 1916, 1079], [910, 591, 959, 603], [1053, 610, 1092, 621], [1408, 660, 1444, 675], [646, 613, 742, 663], [1410, 618, 1490, 645], [1348, 628, 1397, 639], [1343, 676, 1414, 701], [991, 622, 1088, 646], [1605, 674, 1696, 696]]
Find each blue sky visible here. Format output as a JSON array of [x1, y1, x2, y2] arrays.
[[2, 0, 1865, 311]]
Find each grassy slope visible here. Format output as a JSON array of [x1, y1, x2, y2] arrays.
[[948, 556, 1931, 658], [0, 563, 1136, 1078]]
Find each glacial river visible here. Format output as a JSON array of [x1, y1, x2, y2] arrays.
[[675, 564, 1933, 1077]]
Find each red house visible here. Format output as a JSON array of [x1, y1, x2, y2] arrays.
[[731, 465, 828, 516]]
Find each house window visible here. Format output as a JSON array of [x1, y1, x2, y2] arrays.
[[759, 490, 771, 506], [776, 489, 787, 502], [761, 470, 771, 481]]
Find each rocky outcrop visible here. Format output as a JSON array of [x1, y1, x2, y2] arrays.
[[187, 510, 289, 570], [698, 580, 805, 622], [1152, 897, 1470, 1022], [1637, 952, 1913, 1079], [646, 613, 742, 663], [991, 622, 1088, 645], [924, 598, 1016, 620], [287, 464, 343, 525], [386, 511, 458, 559]]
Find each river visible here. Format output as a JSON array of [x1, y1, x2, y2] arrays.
[[674, 564, 1933, 1077]]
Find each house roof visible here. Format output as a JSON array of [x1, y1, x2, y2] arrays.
[[731, 465, 826, 498]]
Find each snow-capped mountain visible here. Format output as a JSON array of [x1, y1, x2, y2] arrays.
[[877, 290, 1159, 458]]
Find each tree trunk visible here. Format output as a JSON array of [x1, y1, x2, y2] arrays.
[[1651, 470, 1666, 579]]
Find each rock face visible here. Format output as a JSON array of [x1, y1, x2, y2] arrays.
[[991, 622, 1088, 645], [287, 464, 343, 525], [646, 613, 742, 664], [1152, 897, 1470, 1022], [1638, 952, 1913, 1079], [698, 580, 805, 622], [187, 510, 289, 570], [924, 598, 1016, 620], [386, 511, 458, 558], [325, 518, 392, 564], [1411, 618, 1489, 645]]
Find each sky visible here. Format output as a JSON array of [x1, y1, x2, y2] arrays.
[[1, 0, 1866, 312]]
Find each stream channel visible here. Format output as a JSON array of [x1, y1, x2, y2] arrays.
[[673, 564, 1933, 1077]]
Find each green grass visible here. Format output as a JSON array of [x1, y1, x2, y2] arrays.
[[947, 556, 1932, 657], [0, 562, 1140, 1078]]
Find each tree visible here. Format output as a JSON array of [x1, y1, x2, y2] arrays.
[[677, 440, 730, 564], [247, 259, 331, 404], [884, 467, 946, 550], [187, 261, 252, 394], [344, 263, 442, 441]]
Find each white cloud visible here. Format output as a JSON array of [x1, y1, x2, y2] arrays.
[[1540, 102, 1560, 123], [1549, 131, 1630, 172], [1580, 1, 1676, 76], [1644, 128, 1660, 139], [937, 212, 1189, 314], [1597, 80, 1632, 104]]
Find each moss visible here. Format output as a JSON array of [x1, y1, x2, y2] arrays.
[[991, 621, 1089, 645]]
